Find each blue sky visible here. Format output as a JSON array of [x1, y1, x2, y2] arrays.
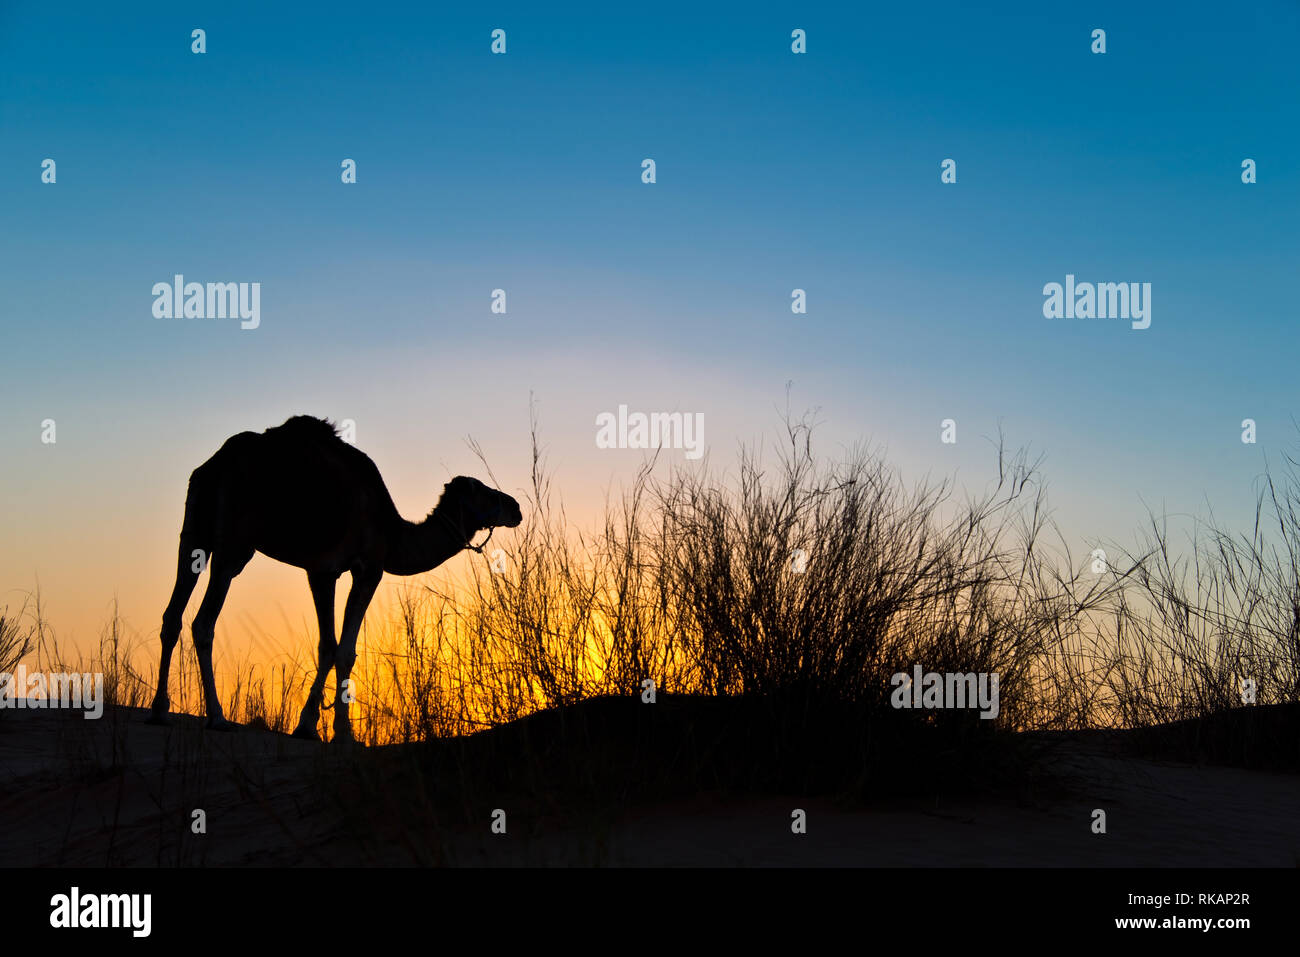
[[1, 0, 1297, 644]]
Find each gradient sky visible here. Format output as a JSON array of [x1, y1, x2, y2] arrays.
[[2, 1, 1298, 657]]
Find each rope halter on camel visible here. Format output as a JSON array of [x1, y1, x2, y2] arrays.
[[465, 526, 495, 554]]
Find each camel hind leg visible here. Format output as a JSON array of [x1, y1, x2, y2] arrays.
[[148, 537, 207, 724]]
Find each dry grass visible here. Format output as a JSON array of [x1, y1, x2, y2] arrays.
[[0, 600, 35, 677]]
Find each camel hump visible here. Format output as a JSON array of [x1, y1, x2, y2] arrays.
[[271, 415, 342, 441]]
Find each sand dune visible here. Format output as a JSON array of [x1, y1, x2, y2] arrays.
[[1, 704, 1296, 866]]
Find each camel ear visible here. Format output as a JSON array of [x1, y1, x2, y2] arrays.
[[442, 476, 479, 505]]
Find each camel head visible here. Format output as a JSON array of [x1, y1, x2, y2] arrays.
[[437, 476, 523, 540]]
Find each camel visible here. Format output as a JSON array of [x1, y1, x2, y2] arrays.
[[148, 415, 522, 740]]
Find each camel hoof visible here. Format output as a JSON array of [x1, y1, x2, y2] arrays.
[[205, 716, 237, 732]]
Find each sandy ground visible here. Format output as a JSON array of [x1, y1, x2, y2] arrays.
[[1, 706, 1296, 866]]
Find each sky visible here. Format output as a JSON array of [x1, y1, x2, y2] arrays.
[[1, 1, 1298, 657]]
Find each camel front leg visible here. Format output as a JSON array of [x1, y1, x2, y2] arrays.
[[332, 569, 381, 742], [293, 570, 337, 739]]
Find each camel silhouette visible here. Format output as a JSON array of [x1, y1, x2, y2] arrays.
[[148, 415, 522, 740]]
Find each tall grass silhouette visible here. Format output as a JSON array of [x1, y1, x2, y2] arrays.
[[0, 598, 36, 677]]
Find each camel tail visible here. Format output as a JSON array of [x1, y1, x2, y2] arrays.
[[179, 462, 218, 546]]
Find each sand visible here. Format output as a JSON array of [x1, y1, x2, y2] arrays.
[[1, 706, 1296, 866]]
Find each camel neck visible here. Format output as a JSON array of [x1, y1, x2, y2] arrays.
[[384, 513, 469, 576]]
